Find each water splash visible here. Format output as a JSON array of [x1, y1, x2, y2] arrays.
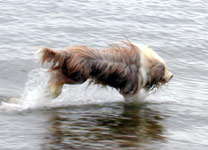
[[0, 68, 123, 111]]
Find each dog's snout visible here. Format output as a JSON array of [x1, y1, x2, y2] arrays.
[[168, 72, 173, 82], [170, 74, 173, 80], [164, 70, 173, 82]]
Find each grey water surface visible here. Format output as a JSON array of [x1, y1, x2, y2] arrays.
[[0, 0, 208, 150]]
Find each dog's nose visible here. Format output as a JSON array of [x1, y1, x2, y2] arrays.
[[170, 73, 173, 80]]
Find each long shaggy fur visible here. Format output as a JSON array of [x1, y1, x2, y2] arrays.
[[38, 41, 173, 99]]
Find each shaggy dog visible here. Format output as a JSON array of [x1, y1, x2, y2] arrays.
[[38, 41, 173, 100]]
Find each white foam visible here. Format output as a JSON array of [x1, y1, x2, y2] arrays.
[[0, 68, 123, 111]]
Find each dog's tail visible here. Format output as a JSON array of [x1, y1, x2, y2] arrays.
[[37, 47, 66, 71]]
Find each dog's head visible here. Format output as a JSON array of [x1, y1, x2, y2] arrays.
[[149, 63, 173, 88], [138, 45, 173, 90]]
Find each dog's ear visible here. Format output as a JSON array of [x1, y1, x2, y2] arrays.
[[150, 63, 165, 83]]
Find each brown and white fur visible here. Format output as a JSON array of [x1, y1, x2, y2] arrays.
[[37, 41, 173, 100]]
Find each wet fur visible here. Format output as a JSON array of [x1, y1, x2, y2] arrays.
[[38, 41, 173, 99]]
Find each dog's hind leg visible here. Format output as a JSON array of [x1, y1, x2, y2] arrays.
[[46, 71, 78, 98]]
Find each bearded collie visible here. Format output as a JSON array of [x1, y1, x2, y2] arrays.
[[37, 41, 173, 100]]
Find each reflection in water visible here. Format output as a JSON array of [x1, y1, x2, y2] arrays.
[[42, 103, 166, 150]]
